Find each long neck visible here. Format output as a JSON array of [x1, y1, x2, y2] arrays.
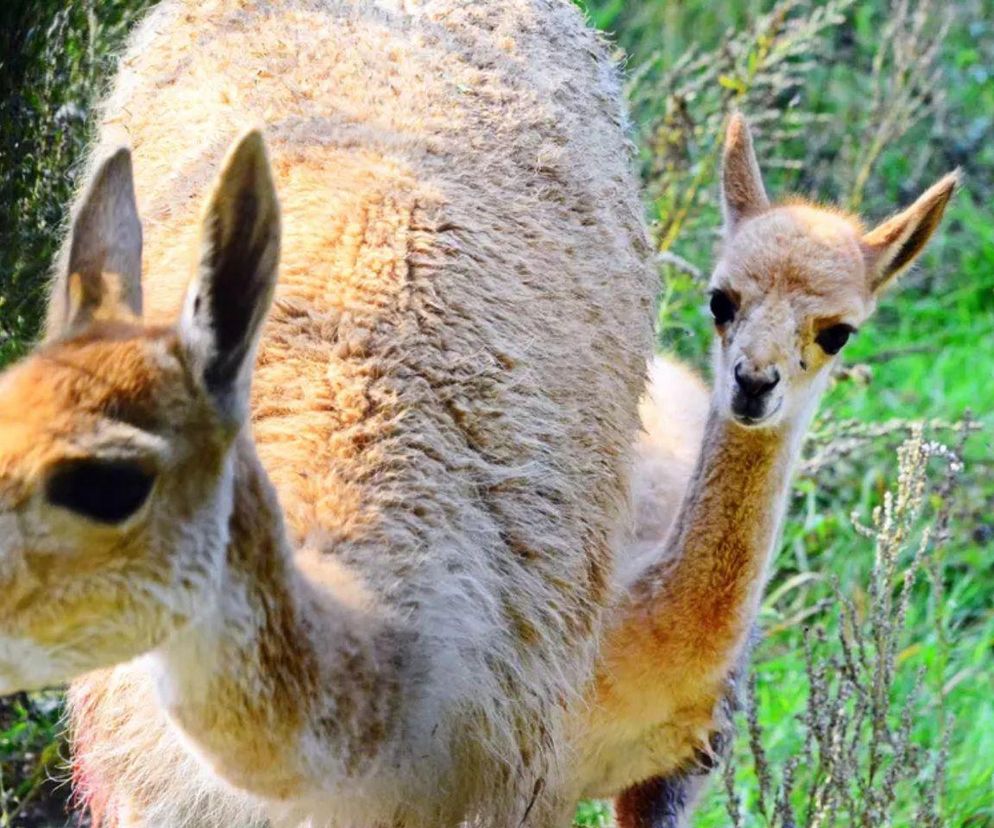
[[624, 403, 809, 676], [147, 438, 404, 801]]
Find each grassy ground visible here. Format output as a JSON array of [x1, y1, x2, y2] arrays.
[[0, 0, 991, 826], [575, 0, 994, 825]]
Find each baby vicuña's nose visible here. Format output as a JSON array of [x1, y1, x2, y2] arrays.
[[734, 360, 780, 398]]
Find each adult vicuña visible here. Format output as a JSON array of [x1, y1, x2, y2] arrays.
[[569, 114, 957, 826], [0, 1, 656, 825]]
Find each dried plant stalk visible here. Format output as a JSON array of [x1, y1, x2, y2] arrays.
[[723, 421, 969, 827]]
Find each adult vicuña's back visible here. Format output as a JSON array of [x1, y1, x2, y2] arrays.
[[0, 1, 655, 825]]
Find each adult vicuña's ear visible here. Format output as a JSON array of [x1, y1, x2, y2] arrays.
[[180, 129, 280, 426], [61, 147, 143, 334], [721, 112, 769, 233], [862, 171, 959, 295]]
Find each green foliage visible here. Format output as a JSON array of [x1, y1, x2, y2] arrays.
[[0, 0, 154, 362], [574, 799, 614, 827], [0, 0, 991, 825], [572, 0, 994, 825], [0, 693, 66, 826]]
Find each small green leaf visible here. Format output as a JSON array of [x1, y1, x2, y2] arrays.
[[718, 74, 746, 93]]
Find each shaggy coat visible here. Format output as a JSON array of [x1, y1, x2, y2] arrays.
[[46, 1, 656, 825], [14, 4, 954, 825]]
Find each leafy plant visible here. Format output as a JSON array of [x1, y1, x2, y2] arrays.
[[0, 0, 154, 362], [723, 423, 971, 828], [574, 0, 994, 825]]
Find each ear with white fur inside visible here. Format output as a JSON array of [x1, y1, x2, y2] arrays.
[[862, 171, 960, 294], [180, 129, 281, 427], [62, 147, 144, 333]]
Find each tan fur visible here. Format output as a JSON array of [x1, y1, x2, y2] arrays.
[[566, 114, 958, 814], [0, 2, 657, 826], [612, 356, 709, 595]]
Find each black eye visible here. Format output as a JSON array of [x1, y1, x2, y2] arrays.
[[709, 290, 737, 326], [46, 460, 155, 524], [815, 324, 856, 355]]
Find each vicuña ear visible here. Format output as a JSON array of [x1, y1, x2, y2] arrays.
[[62, 147, 143, 333], [862, 171, 959, 295], [721, 112, 769, 232], [180, 130, 281, 427]]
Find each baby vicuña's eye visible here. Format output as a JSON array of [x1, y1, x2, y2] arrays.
[[815, 324, 856, 355], [709, 290, 737, 325], [46, 459, 155, 524]]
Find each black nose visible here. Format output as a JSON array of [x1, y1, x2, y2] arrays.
[[734, 361, 780, 397]]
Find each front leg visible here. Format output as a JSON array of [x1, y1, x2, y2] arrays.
[[613, 665, 740, 828], [614, 772, 708, 828]]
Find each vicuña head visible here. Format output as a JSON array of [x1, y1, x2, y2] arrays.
[[711, 113, 957, 428], [0, 130, 279, 693], [578, 114, 959, 824]]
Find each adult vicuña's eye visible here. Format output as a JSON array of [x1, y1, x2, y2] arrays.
[[815, 324, 856, 355], [709, 290, 737, 325], [46, 459, 155, 524]]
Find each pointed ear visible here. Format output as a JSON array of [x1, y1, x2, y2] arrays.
[[721, 112, 769, 232], [62, 147, 143, 333], [180, 130, 280, 427], [861, 171, 959, 295]]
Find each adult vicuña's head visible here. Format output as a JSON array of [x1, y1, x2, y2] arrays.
[[0, 131, 280, 693], [708, 113, 957, 429]]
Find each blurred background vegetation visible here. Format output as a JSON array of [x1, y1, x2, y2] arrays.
[[0, 0, 991, 825], [0, 0, 154, 364], [573, 0, 994, 825]]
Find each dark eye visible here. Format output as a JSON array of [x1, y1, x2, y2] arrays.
[[46, 460, 155, 524], [709, 290, 737, 326], [815, 324, 856, 355]]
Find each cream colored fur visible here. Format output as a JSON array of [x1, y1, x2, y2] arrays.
[[0, 8, 954, 824], [0, 1, 658, 826], [614, 357, 709, 594], [566, 116, 957, 826]]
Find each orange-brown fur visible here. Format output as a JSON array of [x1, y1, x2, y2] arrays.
[[566, 115, 957, 825], [0, 15, 954, 824], [0, 2, 658, 826]]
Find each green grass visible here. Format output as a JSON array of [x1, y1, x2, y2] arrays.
[[573, 0, 994, 824], [0, 0, 991, 825], [641, 185, 994, 828]]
